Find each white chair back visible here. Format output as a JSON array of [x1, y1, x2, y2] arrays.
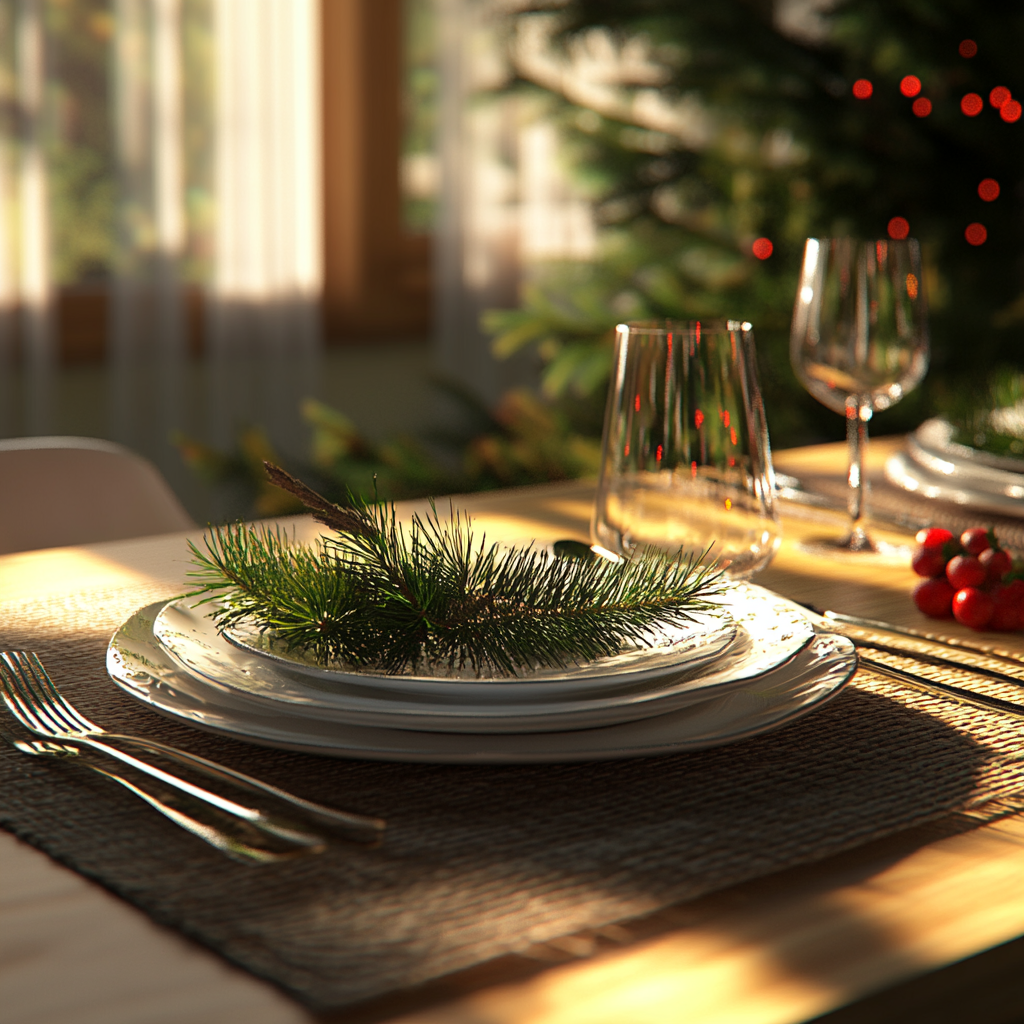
[[0, 437, 195, 555]]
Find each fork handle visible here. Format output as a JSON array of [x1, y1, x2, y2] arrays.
[[97, 732, 385, 841], [66, 733, 331, 846], [65, 757, 325, 863], [858, 654, 1024, 719]]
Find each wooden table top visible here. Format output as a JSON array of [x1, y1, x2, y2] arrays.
[[3, 438, 1024, 1024]]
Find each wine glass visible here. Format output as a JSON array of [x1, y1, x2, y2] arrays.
[[790, 238, 929, 551]]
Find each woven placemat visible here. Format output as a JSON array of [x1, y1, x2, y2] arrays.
[[2, 581, 1024, 1013]]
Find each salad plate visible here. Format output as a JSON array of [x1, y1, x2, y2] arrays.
[[147, 585, 812, 733], [213, 604, 737, 697], [108, 602, 856, 763]]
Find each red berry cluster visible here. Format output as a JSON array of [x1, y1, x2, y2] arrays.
[[911, 527, 1024, 630]]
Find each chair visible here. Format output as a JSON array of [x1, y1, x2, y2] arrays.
[[0, 437, 195, 555]]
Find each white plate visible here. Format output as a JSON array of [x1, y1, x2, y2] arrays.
[[885, 451, 1024, 517], [213, 605, 737, 700], [885, 418, 1024, 517], [913, 416, 1024, 476], [107, 604, 856, 763], [150, 586, 813, 733]]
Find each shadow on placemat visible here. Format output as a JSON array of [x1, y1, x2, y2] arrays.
[[0, 641, 1016, 1014]]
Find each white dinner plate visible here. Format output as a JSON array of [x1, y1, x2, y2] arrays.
[[107, 603, 856, 763], [150, 585, 813, 733], [885, 418, 1024, 517]]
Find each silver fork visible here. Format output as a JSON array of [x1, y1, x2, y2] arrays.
[[0, 651, 385, 845], [0, 725, 324, 864]]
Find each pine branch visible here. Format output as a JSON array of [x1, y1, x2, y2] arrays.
[[187, 474, 724, 677], [263, 461, 375, 537]]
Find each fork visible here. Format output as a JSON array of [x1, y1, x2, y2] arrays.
[[800, 610, 1024, 720], [0, 725, 324, 863], [0, 651, 385, 845]]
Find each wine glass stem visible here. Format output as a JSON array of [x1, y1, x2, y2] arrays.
[[845, 398, 871, 542]]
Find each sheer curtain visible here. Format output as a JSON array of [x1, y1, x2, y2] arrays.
[[0, 0, 322, 496], [0, 0, 53, 438], [110, 0, 188, 471], [207, 0, 322, 458], [433, 0, 596, 407]]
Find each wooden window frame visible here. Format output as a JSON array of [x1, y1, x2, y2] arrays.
[[321, 0, 432, 341]]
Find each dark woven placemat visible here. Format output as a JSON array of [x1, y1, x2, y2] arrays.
[[2, 581, 1024, 1013]]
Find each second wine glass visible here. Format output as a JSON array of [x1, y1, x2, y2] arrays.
[[790, 237, 929, 551]]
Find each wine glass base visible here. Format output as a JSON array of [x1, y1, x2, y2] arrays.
[[836, 526, 878, 553], [797, 530, 911, 559]]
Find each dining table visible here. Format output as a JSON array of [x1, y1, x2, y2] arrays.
[[3, 435, 1024, 1024]]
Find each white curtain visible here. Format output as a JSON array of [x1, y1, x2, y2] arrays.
[[433, 0, 596, 406], [0, 0, 323, 491], [0, 0, 54, 437], [208, 0, 322, 458], [110, 0, 187, 472]]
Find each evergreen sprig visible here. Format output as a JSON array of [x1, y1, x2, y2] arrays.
[[186, 464, 723, 677]]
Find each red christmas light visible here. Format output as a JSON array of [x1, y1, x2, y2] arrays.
[[912, 97, 932, 117], [1001, 100, 1022, 123], [978, 178, 1000, 201], [900, 75, 922, 98], [752, 238, 773, 260], [852, 79, 873, 100], [961, 93, 983, 116], [888, 217, 910, 240], [990, 86, 1011, 109], [958, 39, 978, 58], [965, 223, 988, 246]]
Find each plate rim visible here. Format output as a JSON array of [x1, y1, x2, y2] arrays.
[[214, 603, 737, 692], [149, 585, 817, 733], [107, 604, 856, 763]]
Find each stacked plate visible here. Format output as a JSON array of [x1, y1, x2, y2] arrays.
[[107, 585, 857, 763], [886, 417, 1024, 517]]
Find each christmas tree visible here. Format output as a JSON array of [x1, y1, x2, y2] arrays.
[[488, 0, 1024, 447]]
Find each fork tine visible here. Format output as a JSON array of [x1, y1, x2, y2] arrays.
[[0, 653, 56, 736], [10, 653, 85, 737], [23, 653, 99, 734]]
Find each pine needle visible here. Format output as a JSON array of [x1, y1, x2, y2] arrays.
[[185, 466, 724, 677]]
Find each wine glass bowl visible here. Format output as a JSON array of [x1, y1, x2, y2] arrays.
[[791, 238, 929, 550]]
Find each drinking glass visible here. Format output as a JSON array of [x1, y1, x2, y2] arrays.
[[790, 238, 929, 551], [591, 319, 780, 579]]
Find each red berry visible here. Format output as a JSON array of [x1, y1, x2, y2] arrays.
[[989, 604, 1019, 631], [911, 546, 947, 578], [916, 527, 954, 550], [952, 587, 994, 630], [913, 577, 955, 618], [960, 527, 991, 555], [979, 546, 1012, 583], [989, 585, 1022, 631], [946, 554, 986, 590]]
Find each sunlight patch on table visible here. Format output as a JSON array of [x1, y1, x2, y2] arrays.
[[0, 547, 160, 603]]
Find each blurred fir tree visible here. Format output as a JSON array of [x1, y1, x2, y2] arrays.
[[487, 0, 1024, 447]]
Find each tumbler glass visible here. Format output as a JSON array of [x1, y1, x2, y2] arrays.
[[591, 319, 780, 579]]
